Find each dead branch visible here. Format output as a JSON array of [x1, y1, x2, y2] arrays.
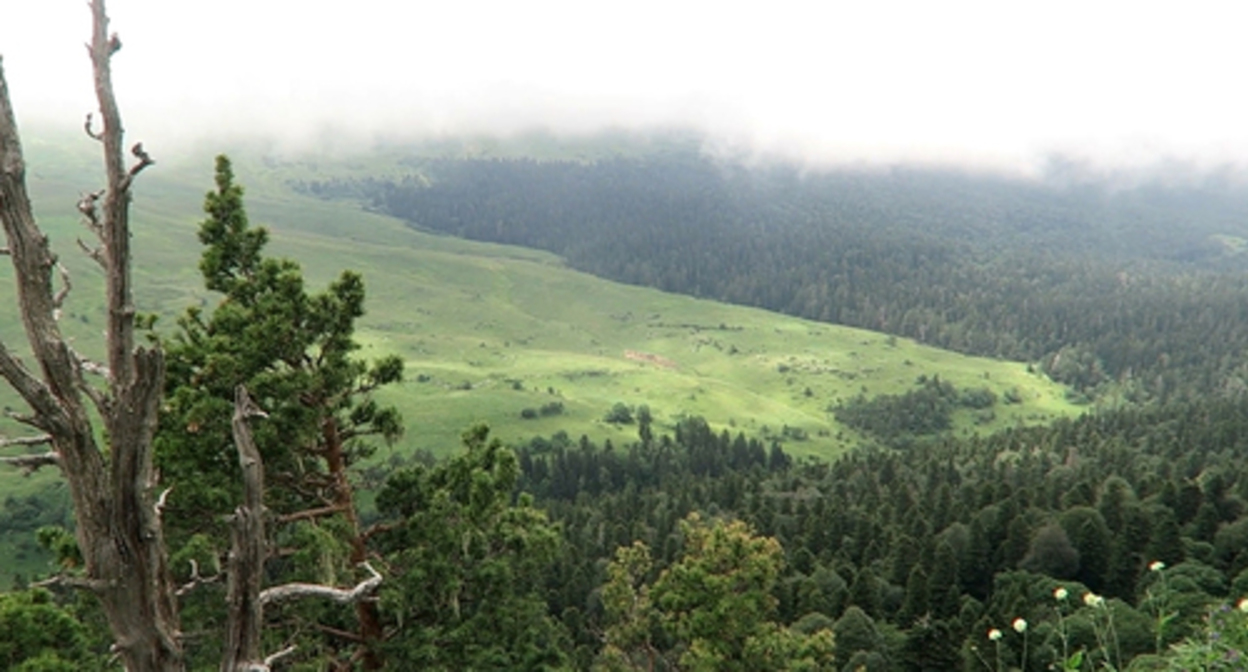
[[175, 559, 221, 597], [263, 645, 298, 669], [276, 503, 348, 525], [77, 189, 104, 235], [0, 246, 8, 255], [0, 449, 59, 475], [83, 112, 102, 140], [31, 573, 110, 592], [0, 341, 60, 425], [259, 562, 382, 607], [0, 433, 52, 447], [128, 142, 154, 180], [153, 485, 173, 517], [52, 261, 72, 310], [77, 238, 106, 267]]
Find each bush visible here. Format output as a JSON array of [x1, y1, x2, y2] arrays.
[[604, 402, 633, 424]]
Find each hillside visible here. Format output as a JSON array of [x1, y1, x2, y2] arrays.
[[313, 143, 1248, 405], [7, 134, 1079, 457], [0, 134, 1080, 584]]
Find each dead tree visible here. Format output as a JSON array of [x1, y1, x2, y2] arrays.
[[0, 3, 381, 670], [222, 386, 381, 672], [0, 2, 179, 669]]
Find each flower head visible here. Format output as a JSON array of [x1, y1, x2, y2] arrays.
[[1083, 592, 1105, 608], [1149, 560, 1166, 572], [1012, 618, 1028, 633], [1238, 598, 1248, 613], [1053, 586, 1068, 601], [988, 628, 1003, 641]]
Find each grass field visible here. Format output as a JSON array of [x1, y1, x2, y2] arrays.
[[0, 132, 1084, 582]]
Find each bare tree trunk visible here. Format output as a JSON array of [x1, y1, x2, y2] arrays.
[[223, 387, 268, 672], [224, 388, 384, 672], [0, 1, 180, 669]]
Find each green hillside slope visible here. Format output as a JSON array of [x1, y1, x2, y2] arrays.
[[4, 133, 1084, 457], [0, 134, 1082, 582]]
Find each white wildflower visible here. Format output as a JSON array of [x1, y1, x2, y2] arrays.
[[1012, 618, 1028, 633]]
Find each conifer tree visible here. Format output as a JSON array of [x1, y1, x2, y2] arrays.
[[157, 155, 403, 668]]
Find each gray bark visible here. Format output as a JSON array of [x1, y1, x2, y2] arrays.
[[223, 386, 267, 672], [0, 1, 180, 669]]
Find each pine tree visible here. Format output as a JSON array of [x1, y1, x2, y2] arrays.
[[156, 155, 403, 668]]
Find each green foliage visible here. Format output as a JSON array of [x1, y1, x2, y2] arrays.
[[375, 425, 570, 670], [0, 589, 95, 672], [156, 154, 404, 533], [1154, 602, 1248, 671], [597, 514, 835, 671], [604, 402, 634, 425], [833, 376, 959, 446]]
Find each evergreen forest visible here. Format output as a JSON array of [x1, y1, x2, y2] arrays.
[[8, 135, 1248, 670]]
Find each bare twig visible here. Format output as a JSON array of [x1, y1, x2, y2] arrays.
[[83, 111, 102, 140], [259, 562, 382, 607]]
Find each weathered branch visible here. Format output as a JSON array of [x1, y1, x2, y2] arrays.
[[263, 645, 298, 669], [259, 562, 383, 607], [31, 573, 110, 593], [174, 559, 220, 597], [0, 449, 59, 475], [153, 485, 173, 517], [276, 503, 348, 525], [128, 142, 154, 181], [77, 238, 106, 267], [84, 112, 102, 141], [0, 342, 60, 425], [52, 261, 72, 310], [0, 433, 52, 447], [77, 189, 105, 237]]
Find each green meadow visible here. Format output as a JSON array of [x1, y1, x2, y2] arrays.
[[4, 131, 1085, 459], [0, 133, 1083, 580]]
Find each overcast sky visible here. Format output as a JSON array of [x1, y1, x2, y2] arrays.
[[2, 0, 1247, 173]]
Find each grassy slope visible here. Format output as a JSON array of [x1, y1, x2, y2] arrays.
[[0, 132, 1082, 582]]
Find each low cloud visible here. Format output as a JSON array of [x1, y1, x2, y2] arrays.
[[5, 0, 1248, 177]]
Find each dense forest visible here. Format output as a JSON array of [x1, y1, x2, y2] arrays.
[[7, 142, 1248, 669], [296, 154, 1248, 404]]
